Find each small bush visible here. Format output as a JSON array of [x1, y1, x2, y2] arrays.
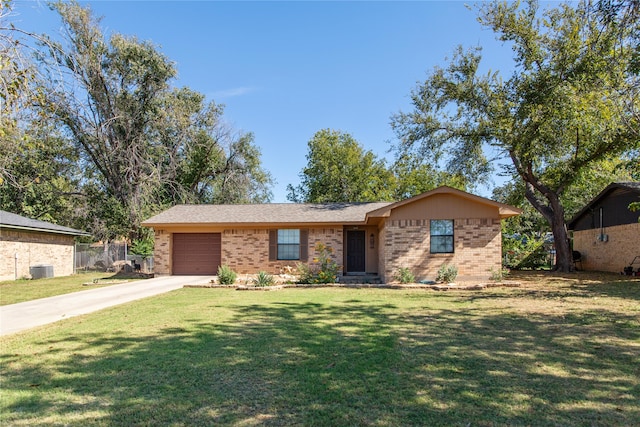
[[217, 265, 237, 285], [395, 267, 415, 284], [489, 267, 509, 282], [315, 243, 340, 283], [296, 262, 314, 284], [297, 243, 340, 284], [253, 271, 275, 287], [436, 264, 458, 283]]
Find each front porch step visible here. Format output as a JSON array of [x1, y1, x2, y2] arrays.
[[339, 274, 382, 285]]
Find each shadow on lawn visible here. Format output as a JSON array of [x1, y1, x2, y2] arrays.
[[485, 270, 640, 301], [2, 297, 639, 426], [509, 271, 640, 300]]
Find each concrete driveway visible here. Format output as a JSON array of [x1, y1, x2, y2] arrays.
[[0, 275, 213, 336]]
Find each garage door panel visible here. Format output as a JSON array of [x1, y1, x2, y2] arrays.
[[172, 233, 221, 275]]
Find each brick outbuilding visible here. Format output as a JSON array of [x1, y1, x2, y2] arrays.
[[142, 186, 521, 283]]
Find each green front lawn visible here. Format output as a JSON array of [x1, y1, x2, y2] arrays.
[[1, 272, 638, 426], [0, 272, 144, 306]]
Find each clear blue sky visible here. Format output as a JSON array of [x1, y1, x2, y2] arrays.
[[13, 0, 514, 202]]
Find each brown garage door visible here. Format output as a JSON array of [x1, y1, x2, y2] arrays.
[[172, 233, 221, 275]]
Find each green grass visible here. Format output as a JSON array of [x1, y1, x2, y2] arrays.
[[0, 272, 139, 306], [1, 271, 638, 426]]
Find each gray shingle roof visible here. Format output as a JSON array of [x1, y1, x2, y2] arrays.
[[142, 186, 525, 227], [0, 210, 89, 236], [142, 202, 392, 226]]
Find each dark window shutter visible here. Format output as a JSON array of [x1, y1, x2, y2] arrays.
[[300, 229, 308, 262], [269, 230, 277, 261]]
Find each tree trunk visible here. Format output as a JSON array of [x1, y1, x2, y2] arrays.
[[522, 179, 574, 273], [550, 210, 573, 272], [543, 191, 574, 273]]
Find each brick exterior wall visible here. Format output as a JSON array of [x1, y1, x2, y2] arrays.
[[153, 227, 344, 276], [222, 229, 270, 273], [572, 222, 640, 273], [153, 230, 172, 275], [308, 228, 344, 275], [0, 229, 76, 280], [381, 218, 502, 283], [222, 228, 344, 275], [378, 223, 387, 280]]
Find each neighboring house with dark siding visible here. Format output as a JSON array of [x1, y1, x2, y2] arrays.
[[0, 211, 89, 280], [568, 182, 640, 273], [142, 186, 521, 283]]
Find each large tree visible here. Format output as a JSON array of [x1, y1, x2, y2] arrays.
[[287, 129, 395, 203], [0, 122, 80, 224], [494, 157, 635, 236], [1, 0, 44, 188], [391, 0, 639, 272], [288, 129, 468, 204], [390, 153, 468, 200], [153, 87, 272, 206], [0, 0, 36, 131], [34, 1, 271, 240], [0, 1, 81, 225]]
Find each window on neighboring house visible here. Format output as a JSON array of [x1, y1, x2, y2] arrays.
[[430, 219, 454, 253], [277, 229, 300, 260]]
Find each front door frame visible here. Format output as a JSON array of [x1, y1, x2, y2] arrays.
[[345, 229, 366, 274]]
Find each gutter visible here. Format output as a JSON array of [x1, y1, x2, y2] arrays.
[[0, 224, 91, 237]]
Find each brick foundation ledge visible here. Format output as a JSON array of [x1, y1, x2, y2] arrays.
[[183, 281, 522, 291]]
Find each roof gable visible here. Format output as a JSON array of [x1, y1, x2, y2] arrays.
[[568, 182, 640, 229], [0, 210, 89, 236], [365, 186, 522, 220]]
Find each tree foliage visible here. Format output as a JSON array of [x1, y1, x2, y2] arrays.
[[288, 128, 469, 204], [391, 153, 467, 200], [287, 129, 395, 203], [11, 1, 274, 240], [0, 123, 80, 224], [0, 1, 81, 227], [0, 1, 35, 126], [391, 0, 640, 272], [153, 87, 272, 205], [495, 157, 635, 235], [1, 0, 43, 187]]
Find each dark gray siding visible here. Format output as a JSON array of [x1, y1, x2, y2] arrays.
[[571, 187, 640, 231]]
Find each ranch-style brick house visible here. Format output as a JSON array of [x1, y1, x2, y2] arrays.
[[0, 210, 89, 281], [142, 186, 522, 283]]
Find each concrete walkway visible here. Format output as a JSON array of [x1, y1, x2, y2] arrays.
[[0, 275, 213, 336]]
